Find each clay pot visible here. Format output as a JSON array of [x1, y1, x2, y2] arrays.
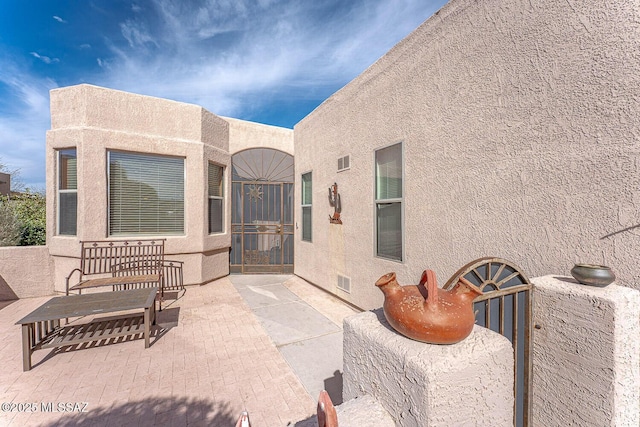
[[570, 263, 615, 287], [375, 270, 483, 344], [317, 390, 338, 427]]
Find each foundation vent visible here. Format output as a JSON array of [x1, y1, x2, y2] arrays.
[[338, 155, 350, 172], [337, 274, 351, 293]]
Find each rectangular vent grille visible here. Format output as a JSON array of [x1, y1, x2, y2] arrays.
[[337, 274, 351, 293], [338, 155, 350, 172]]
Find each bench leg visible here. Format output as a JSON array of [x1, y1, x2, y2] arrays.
[[144, 306, 151, 348], [21, 324, 33, 371]]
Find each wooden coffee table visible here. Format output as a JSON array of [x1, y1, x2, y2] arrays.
[[16, 287, 157, 371]]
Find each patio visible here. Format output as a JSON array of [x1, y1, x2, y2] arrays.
[[0, 275, 358, 426]]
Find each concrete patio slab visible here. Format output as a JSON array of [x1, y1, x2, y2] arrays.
[[234, 284, 301, 309], [228, 275, 293, 289], [229, 275, 361, 414], [279, 332, 345, 405], [250, 302, 340, 347]]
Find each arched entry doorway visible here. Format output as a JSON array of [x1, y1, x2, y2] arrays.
[[230, 148, 294, 273]]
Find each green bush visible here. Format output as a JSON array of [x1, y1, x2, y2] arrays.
[[0, 198, 20, 246], [0, 191, 46, 246]]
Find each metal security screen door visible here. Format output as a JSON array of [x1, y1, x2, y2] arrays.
[[230, 149, 294, 274]]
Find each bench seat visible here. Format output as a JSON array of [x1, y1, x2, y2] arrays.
[[69, 274, 162, 292]]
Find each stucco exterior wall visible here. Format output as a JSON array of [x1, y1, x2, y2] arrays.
[[46, 85, 232, 291], [294, 0, 640, 309], [0, 246, 53, 298], [224, 116, 293, 155]]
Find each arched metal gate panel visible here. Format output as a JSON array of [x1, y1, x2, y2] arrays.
[[230, 149, 294, 274], [444, 257, 533, 427]]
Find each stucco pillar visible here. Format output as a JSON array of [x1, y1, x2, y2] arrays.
[[343, 310, 514, 426], [531, 275, 640, 426]]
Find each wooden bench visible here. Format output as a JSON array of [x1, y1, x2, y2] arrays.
[[65, 239, 171, 309]]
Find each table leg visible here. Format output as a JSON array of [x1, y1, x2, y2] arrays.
[[21, 324, 32, 371], [144, 306, 150, 348]]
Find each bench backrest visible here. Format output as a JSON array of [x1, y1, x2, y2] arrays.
[[79, 239, 165, 276]]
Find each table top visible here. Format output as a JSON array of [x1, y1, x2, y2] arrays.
[[16, 287, 157, 325]]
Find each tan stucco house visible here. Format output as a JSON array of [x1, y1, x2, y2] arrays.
[[40, 0, 640, 311]]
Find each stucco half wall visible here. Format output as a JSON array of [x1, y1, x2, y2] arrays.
[[294, 0, 640, 309], [0, 246, 53, 298]]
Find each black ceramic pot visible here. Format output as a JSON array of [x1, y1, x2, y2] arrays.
[[570, 264, 615, 287]]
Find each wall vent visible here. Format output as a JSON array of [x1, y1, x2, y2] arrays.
[[337, 274, 351, 293], [338, 155, 350, 172]]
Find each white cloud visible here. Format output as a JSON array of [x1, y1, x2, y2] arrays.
[[0, 57, 57, 190], [120, 20, 158, 49], [95, 0, 447, 119], [0, 0, 448, 189], [30, 52, 60, 64], [52, 15, 67, 23]]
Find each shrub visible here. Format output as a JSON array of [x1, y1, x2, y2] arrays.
[[0, 191, 46, 246], [0, 198, 20, 246]]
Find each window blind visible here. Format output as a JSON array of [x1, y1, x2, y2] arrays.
[[375, 144, 402, 200], [209, 163, 224, 234], [58, 149, 77, 235], [302, 173, 312, 205], [208, 164, 223, 197], [59, 151, 77, 190], [375, 143, 403, 261], [301, 172, 312, 242], [109, 151, 185, 236]]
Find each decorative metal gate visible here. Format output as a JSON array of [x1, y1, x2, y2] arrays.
[[230, 149, 294, 274], [444, 257, 533, 427]]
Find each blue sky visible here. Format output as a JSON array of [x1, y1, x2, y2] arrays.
[[0, 0, 447, 190]]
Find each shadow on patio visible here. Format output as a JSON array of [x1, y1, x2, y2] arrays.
[[42, 396, 237, 426]]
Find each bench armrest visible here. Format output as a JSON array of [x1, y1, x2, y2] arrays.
[[65, 268, 82, 296]]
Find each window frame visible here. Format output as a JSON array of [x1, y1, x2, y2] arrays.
[[107, 150, 186, 237], [301, 171, 312, 242], [374, 142, 404, 262], [208, 162, 225, 234], [57, 148, 78, 236]]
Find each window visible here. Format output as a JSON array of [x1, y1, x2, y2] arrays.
[[208, 163, 224, 234], [301, 172, 312, 242], [57, 149, 77, 235], [108, 151, 185, 236], [375, 143, 403, 261]]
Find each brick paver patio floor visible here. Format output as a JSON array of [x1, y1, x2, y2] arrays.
[[0, 276, 330, 426]]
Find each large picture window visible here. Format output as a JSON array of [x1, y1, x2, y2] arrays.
[[301, 172, 312, 242], [108, 151, 185, 236], [57, 149, 77, 235], [375, 143, 403, 261], [208, 163, 224, 234]]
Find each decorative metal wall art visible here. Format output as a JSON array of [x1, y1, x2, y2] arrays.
[[328, 182, 342, 224]]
